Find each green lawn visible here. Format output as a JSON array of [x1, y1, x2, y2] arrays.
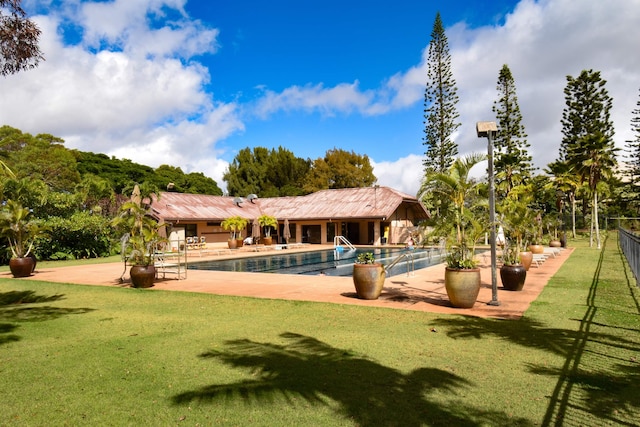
[[1, 233, 639, 426]]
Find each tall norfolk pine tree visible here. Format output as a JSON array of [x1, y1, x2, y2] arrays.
[[624, 89, 640, 210], [492, 64, 533, 197], [560, 69, 616, 249], [423, 12, 460, 175]]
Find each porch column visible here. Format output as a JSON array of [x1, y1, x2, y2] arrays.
[[296, 223, 302, 243], [373, 220, 381, 246]]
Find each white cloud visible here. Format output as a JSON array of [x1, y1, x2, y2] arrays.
[[372, 154, 424, 196], [0, 1, 241, 188]]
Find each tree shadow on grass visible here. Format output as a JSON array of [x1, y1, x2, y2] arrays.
[[0, 289, 95, 346], [172, 332, 534, 426]]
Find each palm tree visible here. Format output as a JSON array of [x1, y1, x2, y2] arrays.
[[422, 153, 487, 268], [546, 160, 580, 239], [571, 132, 618, 248]]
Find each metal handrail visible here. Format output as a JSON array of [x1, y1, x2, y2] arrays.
[[334, 235, 356, 251], [619, 227, 640, 287], [384, 251, 415, 277]]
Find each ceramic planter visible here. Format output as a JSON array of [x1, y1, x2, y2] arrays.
[[262, 236, 273, 246], [519, 251, 533, 271], [352, 263, 386, 299], [444, 267, 481, 308], [528, 244, 544, 254], [130, 265, 156, 288], [9, 257, 35, 278], [500, 264, 526, 291]]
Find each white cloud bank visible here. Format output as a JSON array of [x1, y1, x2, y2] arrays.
[[1, 0, 639, 196]]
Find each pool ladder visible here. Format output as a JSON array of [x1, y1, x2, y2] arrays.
[[384, 251, 415, 277], [334, 235, 356, 251]]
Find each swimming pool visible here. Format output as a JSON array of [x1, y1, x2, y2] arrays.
[[187, 247, 447, 277]]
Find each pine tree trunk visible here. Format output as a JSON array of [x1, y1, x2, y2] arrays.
[[594, 191, 601, 249]]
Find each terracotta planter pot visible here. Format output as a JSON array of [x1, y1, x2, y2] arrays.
[[9, 257, 35, 278], [236, 239, 244, 248], [130, 265, 156, 288], [352, 263, 386, 299], [500, 264, 526, 291], [528, 244, 544, 254], [549, 240, 561, 248], [263, 236, 273, 246], [444, 267, 481, 308], [227, 239, 238, 249], [519, 251, 533, 271]]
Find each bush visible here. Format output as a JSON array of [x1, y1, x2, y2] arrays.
[[35, 212, 115, 260]]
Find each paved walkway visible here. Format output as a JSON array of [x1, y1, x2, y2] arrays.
[[8, 246, 573, 320]]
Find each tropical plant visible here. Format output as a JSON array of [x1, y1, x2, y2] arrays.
[[111, 188, 165, 266], [501, 240, 521, 266], [355, 252, 376, 265], [498, 183, 537, 253], [423, 153, 487, 269], [0, 199, 44, 258], [257, 214, 278, 238], [221, 216, 248, 240]]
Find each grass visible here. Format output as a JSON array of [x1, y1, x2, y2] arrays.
[[1, 233, 639, 426]]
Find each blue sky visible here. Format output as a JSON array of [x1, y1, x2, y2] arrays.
[[2, 0, 640, 195]]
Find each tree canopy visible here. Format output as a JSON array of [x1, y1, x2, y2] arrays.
[[0, 0, 43, 76], [303, 148, 376, 193]]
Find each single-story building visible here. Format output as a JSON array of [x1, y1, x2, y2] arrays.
[[150, 186, 429, 246]]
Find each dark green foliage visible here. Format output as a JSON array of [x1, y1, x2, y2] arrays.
[[73, 150, 153, 194], [422, 12, 460, 175], [0, 126, 81, 192], [303, 148, 376, 193], [35, 212, 114, 260], [492, 64, 533, 196], [224, 146, 311, 197], [560, 69, 617, 248], [623, 89, 640, 212]]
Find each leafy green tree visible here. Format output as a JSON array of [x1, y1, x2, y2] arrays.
[[560, 70, 617, 248], [545, 160, 580, 238], [492, 64, 533, 196], [224, 146, 310, 197], [0, 0, 43, 76], [623, 89, 640, 213], [303, 148, 376, 193], [12, 135, 81, 192], [422, 12, 460, 175]]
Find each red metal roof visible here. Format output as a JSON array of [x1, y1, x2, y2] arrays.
[[150, 187, 429, 222]]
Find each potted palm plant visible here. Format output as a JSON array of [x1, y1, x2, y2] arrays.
[[499, 240, 526, 291], [499, 184, 535, 271], [423, 153, 487, 308], [0, 200, 44, 277], [112, 189, 166, 288], [352, 252, 386, 299], [221, 216, 248, 249], [257, 214, 278, 245]]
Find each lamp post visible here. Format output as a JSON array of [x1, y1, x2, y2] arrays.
[[476, 121, 500, 306]]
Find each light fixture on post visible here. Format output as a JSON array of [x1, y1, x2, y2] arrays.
[[476, 121, 500, 306]]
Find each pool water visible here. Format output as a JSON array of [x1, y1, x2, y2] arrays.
[[187, 247, 447, 277]]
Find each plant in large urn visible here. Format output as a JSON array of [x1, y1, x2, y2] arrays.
[[257, 214, 278, 245], [499, 241, 526, 291], [422, 153, 487, 308], [221, 216, 248, 249], [112, 185, 166, 288], [498, 184, 536, 271], [352, 252, 386, 300], [0, 200, 45, 277]]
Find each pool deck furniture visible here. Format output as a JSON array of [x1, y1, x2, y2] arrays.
[[13, 244, 574, 320]]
